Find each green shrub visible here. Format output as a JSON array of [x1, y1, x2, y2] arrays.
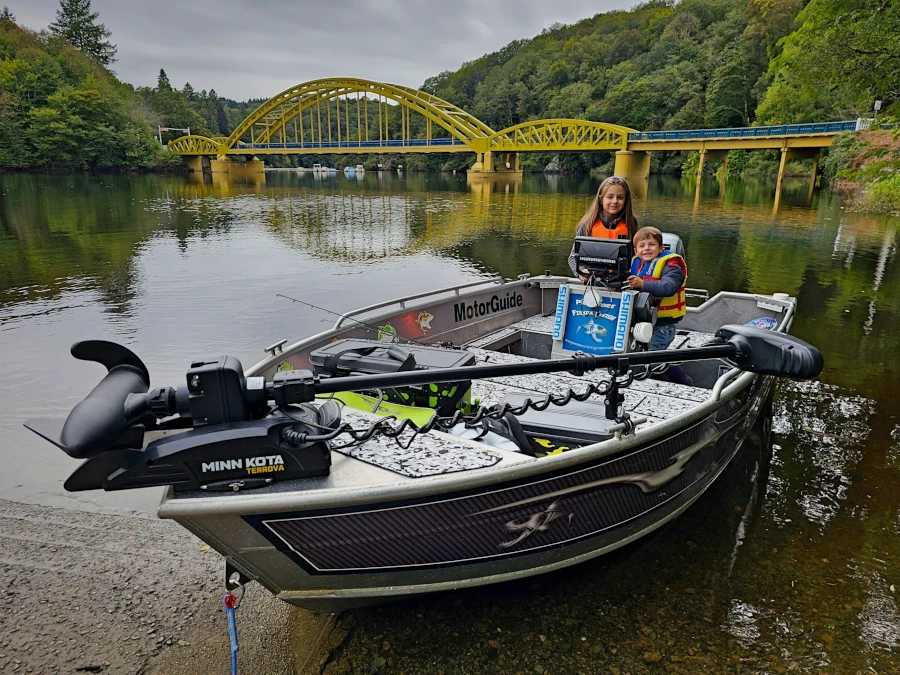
[[822, 132, 864, 181], [858, 175, 900, 214]]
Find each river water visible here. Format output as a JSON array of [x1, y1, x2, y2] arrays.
[[1, 170, 898, 673]]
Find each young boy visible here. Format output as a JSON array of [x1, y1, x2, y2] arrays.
[[625, 227, 692, 384]]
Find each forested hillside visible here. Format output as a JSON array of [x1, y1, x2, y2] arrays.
[[424, 0, 802, 171], [0, 0, 896, 176], [0, 4, 261, 169]]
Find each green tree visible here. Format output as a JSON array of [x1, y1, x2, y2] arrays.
[[157, 68, 171, 92], [0, 91, 29, 166], [26, 88, 126, 167], [756, 0, 900, 122], [215, 97, 228, 136], [49, 0, 116, 65], [0, 6, 14, 24], [0, 48, 63, 104]]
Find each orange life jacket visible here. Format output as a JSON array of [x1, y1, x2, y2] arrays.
[[590, 218, 630, 240]]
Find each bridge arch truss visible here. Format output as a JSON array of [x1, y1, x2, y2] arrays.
[[170, 78, 496, 156], [488, 120, 635, 152]]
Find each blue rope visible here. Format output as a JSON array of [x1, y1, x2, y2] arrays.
[[223, 594, 239, 675]]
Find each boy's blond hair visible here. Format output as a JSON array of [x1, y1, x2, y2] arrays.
[[633, 226, 663, 246]]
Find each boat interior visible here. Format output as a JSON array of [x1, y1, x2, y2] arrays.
[[162, 282, 794, 506]]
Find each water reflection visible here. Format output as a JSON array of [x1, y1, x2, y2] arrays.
[[1, 170, 899, 668], [772, 381, 871, 529]]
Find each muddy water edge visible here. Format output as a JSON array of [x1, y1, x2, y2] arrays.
[[0, 171, 898, 674]]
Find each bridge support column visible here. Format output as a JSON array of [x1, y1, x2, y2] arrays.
[[183, 156, 204, 173], [210, 156, 232, 173], [211, 155, 265, 175], [483, 151, 494, 173], [498, 153, 520, 172], [808, 150, 820, 205], [470, 150, 503, 174], [720, 153, 728, 193], [774, 148, 789, 212], [774, 147, 820, 212], [693, 149, 729, 208], [490, 153, 522, 174], [614, 151, 650, 180], [695, 149, 728, 179]]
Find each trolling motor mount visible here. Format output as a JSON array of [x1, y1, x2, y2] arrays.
[[25, 341, 337, 492]]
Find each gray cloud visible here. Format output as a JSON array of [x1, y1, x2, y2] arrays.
[[13, 0, 636, 100]]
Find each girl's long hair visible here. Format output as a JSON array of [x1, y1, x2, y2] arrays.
[[577, 176, 639, 238]]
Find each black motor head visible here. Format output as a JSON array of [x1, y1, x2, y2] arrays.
[[716, 325, 823, 379]]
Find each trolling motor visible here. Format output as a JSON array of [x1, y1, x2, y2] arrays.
[[25, 341, 339, 493], [25, 325, 823, 494]]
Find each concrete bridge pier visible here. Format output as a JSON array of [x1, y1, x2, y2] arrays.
[[183, 156, 204, 173], [469, 151, 522, 174], [211, 155, 265, 175], [469, 151, 491, 173], [613, 150, 650, 180], [774, 147, 821, 212]]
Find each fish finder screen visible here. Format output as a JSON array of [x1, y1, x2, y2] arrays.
[[573, 237, 633, 286]]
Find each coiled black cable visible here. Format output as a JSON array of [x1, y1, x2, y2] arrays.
[[280, 365, 661, 450]]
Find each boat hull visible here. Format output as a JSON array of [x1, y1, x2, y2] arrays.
[[169, 374, 772, 612]]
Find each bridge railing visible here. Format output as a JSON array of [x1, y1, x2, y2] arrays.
[[238, 138, 461, 150], [627, 121, 858, 142]]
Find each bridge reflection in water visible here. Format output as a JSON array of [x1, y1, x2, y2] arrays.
[[173, 168, 853, 292], [169, 77, 854, 212]]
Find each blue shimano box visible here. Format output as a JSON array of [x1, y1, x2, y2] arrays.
[[551, 284, 636, 357]]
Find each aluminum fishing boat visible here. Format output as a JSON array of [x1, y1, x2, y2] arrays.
[[26, 258, 822, 613]]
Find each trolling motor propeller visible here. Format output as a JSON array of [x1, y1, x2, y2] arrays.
[[25, 341, 152, 459]]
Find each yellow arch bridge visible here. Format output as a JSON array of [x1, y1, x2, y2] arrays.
[[169, 77, 859, 178]]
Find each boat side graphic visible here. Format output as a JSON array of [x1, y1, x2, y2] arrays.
[[253, 385, 763, 573]]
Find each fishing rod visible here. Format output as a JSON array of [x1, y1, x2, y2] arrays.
[[276, 293, 430, 347]]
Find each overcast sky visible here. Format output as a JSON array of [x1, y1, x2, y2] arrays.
[[13, 0, 638, 101]]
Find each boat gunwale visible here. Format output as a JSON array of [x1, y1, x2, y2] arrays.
[[158, 282, 794, 519]]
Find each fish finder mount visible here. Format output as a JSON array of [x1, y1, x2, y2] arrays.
[[572, 237, 634, 290]]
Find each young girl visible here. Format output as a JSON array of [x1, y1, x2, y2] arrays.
[[568, 176, 639, 279]]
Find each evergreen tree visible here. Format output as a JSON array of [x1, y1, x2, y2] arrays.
[[0, 6, 15, 23], [182, 82, 195, 101], [215, 98, 228, 136], [157, 68, 171, 92], [49, 0, 116, 65], [201, 89, 219, 135]]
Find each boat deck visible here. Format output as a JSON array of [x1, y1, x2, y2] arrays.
[[323, 319, 715, 479], [165, 316, 719, 500], [466, 314, 714, 424]]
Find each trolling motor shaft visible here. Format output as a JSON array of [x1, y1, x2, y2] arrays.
[[23, 325, 822, 492]]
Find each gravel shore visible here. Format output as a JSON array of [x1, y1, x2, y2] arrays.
[[0, 499, 337, 674]]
